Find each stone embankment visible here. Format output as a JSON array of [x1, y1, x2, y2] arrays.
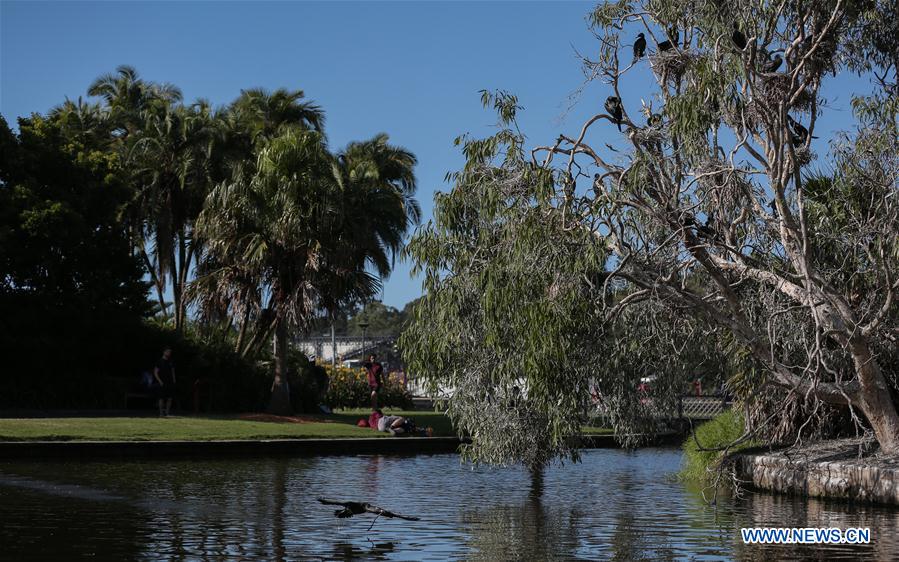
[[735, 438, 899, 505]]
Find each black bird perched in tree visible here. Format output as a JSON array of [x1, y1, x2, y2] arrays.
[[633, 33, 646, 61], [732, 23, 747, 51], [787, 115, 816, 145], [668, 27, 679, 45], [682, 214, 716, 239], [657, 27, 678, 52], [761, 53, 783, 73], [317, 498, 421, 522], [604, 96, 623, 131], [647, 113, 663, 128]]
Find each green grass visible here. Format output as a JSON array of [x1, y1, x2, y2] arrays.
[[0, 409, 612, 442], [0, 409, 455, 442], [680, 410, 757, 483]]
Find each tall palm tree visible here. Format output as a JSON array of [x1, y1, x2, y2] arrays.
[[88, 65, 181, 138], [126, 99, 218, 329], [196, 128, 337, 413], [229, 87, 325, 144], [320, 133, 420, 317], [185, 88, 328, 342]]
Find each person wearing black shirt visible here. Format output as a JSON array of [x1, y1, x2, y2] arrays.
[[154, 348, 176, 417]]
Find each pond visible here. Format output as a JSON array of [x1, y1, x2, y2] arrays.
[[1, 448, 897, 560]]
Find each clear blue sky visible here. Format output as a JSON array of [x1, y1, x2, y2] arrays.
[[1, 1, 870, 309]]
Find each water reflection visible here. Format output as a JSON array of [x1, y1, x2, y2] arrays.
[[1, 449, 897, 560]]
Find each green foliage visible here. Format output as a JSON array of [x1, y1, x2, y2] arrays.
[[345, 301, 404, 336], [322, 365, 412, 410], [287, 351, 330, 413], [680, 410, 755, 483], [401, 96, 610, 468]]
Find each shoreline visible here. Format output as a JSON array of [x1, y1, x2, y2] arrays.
[[0, 432, 682, 460], [734, 438, 899, 506]]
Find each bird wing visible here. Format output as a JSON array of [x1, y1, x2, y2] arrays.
[[365, 504, 421, 521], [317, 497, 349, 507]]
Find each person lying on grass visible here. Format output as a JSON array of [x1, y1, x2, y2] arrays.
[[376, 412, 407, 436]]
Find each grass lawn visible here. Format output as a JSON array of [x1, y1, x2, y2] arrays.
[[0, 409, 454, 442], [0, 409, 611, 442]]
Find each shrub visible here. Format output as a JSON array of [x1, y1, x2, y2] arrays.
[[680, 410, 756, 483], [323, 365, 412, 410], [287, 352, 329, 413]]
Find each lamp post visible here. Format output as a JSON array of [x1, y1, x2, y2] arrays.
[[359, 321, 370, 360]]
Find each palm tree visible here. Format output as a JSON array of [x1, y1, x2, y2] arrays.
[[126, 99, 218, 329], [49, 97, 113, 149], [184, 88, 328, 343], [196, 128, 337, 413], [229, 87, 325, 144], [88, 65, 181, 138], [319, 134, 420, 317]]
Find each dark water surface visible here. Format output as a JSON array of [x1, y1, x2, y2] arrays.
[[1, 448, 896, 560]]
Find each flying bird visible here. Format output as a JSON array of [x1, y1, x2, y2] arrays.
[[633, 33, 646, 61], [317, 498, 421, 522], [732, 23, 747, 51], [604, 96, 623, 131]]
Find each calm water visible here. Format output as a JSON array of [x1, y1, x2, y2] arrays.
[[1, 448, 897, 561]]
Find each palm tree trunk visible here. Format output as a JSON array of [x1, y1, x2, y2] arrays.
[[235, 304, 251, 354], [140, 246, 169, 317], [172, 235, 188, 332], [268, 316, 292, 415]]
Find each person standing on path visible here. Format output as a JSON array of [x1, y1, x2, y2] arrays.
[[364, 353, 383, 410], [154, 348, 177, 417]]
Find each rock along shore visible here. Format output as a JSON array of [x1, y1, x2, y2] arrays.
[[735, 438, 899, 505]]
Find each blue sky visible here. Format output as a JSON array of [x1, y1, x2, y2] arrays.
[[1, 0, 872, 309]]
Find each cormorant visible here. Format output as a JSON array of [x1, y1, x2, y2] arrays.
[[657, 27, 678, 52], [633, 33, 646, 61], [604, 96, 623, 131], [761, 53, 783, 73], [787, 115, 816, 145], [732, 23, 747, 51], [317, 498, 421, 522]]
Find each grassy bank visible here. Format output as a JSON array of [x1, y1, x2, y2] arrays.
[[0, 409, 612, 442], [0, 410, 451, 442]]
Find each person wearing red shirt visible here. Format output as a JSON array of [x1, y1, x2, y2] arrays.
[[364, 353, 384, 410]]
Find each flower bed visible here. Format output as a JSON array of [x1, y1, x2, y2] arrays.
[[323, 366, 413, 409]]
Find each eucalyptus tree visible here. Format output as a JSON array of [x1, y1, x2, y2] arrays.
[[403, 0, 899, 463], [196, 128, 338, 413]]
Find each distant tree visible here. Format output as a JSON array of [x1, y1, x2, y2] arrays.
[[346, 302, 404, 336]]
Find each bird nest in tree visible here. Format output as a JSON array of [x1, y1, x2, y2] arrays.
[[722, 99, 766, 133], [793, 146, 814, 167], [649, 49, 697, 82], [757, 74, 814, 112], [631, 125, 666, 147], [694, 159, 752, 212]]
